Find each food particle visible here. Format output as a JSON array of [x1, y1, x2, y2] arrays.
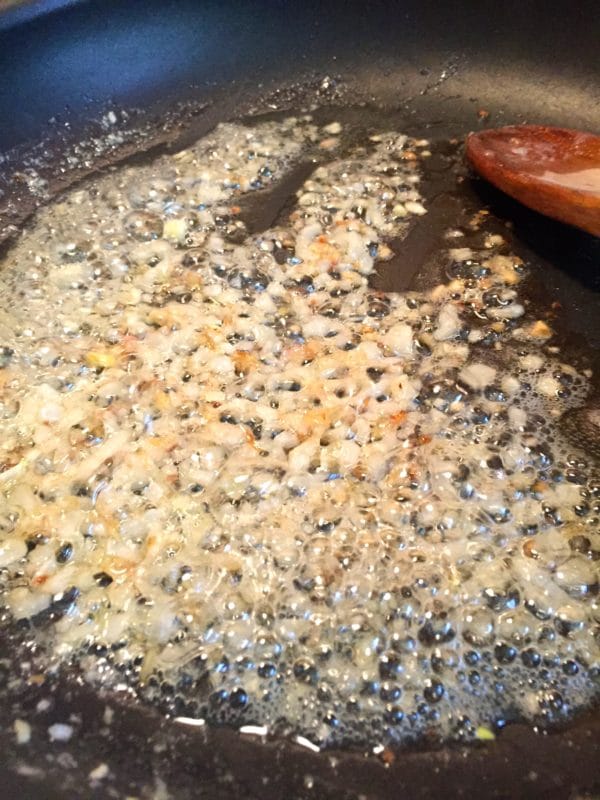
[[48, 723, 74, 742], [13, 719, 31, 745]]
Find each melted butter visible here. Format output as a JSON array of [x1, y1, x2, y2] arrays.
[[0, 116, 598, 748]]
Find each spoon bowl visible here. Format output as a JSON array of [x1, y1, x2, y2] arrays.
[[466, 125, 600, 237]]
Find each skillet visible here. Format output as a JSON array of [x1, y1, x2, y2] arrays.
[[0, 1, 599, 797]]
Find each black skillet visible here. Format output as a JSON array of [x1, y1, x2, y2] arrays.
[[0, 1, 599, 798]]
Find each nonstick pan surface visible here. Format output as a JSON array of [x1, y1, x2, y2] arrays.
[[0, 2, 599, 798]]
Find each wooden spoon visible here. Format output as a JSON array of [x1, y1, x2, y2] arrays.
[[466, 125, 600, 237]]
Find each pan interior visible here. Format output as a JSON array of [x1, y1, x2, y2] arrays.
[[0, 104, 598, 753]]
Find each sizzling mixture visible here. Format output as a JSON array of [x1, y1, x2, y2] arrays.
[[0, 116, 598, 748]]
